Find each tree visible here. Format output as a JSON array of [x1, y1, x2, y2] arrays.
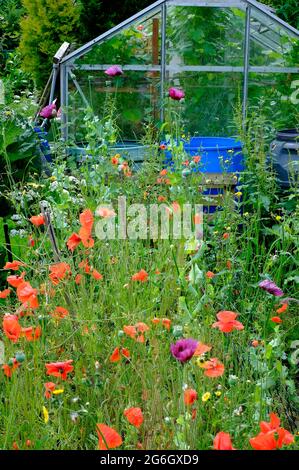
[[78, 0, 152, 42], [19, 0, 80, 88], [0, 0, 24, 70]]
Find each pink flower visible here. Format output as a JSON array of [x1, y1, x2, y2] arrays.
[[39, 100, 57, 119], [259, 279, 283, 297], [169, 87, 185, 101], [212, 311, 244, 333], [104, 65, 123, 77]]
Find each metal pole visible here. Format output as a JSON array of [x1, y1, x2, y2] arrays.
[[160, 2, 167, 123], [60, 64, 68, 141], [242, 4, 251, 127], [49, 63, 59, 105]]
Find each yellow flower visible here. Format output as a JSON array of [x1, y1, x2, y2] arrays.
[[202, 392, 211, 402], [49, 176, 56, 181], [196, 357, 206, 368], [52, 389, 64, 395], [275, 215, 282, 221], [215, 391, 222, 397], [42, 406, 49, 424], [235, 191, 242, 198]]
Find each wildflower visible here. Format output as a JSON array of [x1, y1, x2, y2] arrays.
[[259, 279, 283, 297], [271, 316, 282, 324], [96, 207, 116, 218], [91, 269, 103, 281], [251, 340, 259, 347], [75, 274, 82, 285], [249, 413, 294, 450], [213, 432, 236, 450], [67, 233, 81, 252], [16, 281, 39, 309], [79, 209, 94, 248], [0, 288, 11, 299], [3, 261, 25, 271], [168, 87, 185, 101], [162, 318, 171, 330], [124, 407, 144, 428], [42, 406, 49, 424], [202, 392, 211, 402], [3, 315, 21, 342], [21, 326, 42, 341], [7, 272, 25, 287], [184, 388, 198, 406], [109, 347, 130, 363], [123, 323, 149, 343], [170, 338, 198, 363], [160, 169, 168, 176], [202, 358, 225, 378], [131, 269, 148, 282], [212, 311, 244, 333], [235, 191, 242, 198], [276, 303, 288, 314], [215, 391, 222, 397], [193, 155, 201, 163], [223, 232, 230, 239], [206, 271, 215, 279], [104, 65, 123, 77], [50, 307, 69, 320], [44, 382, 56, 399], [111, 155, 119, 165], [45, 360, 74, 380], [29, 214, 45, 227], [194, 342, 212, 356], [49, 262, 71, 285], [39, 100, 57, 119], [96, 423, 123, 450], [226, 260, 232, 269], [2, 359, 20, 378], [157, 195, 166, 202]]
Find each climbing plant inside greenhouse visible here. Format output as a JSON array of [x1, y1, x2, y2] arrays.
[[0, 0, 298, 456]]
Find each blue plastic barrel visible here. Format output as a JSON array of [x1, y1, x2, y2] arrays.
[[163, 137, 243, 173]]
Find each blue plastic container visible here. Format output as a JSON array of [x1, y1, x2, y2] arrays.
[[163, 136, 244, 173]]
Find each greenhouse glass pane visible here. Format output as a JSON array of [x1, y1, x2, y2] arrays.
[[249, 7, 299, 68], [166, 6, 246, 66], [73, 9, 162, 67], [166, 72, 243, 136], [247, 72, 299, 130], [67, 70, 161, 142]]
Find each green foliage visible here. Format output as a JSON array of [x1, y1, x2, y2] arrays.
[[263, 0, 299, 29], [0, 0, 24, 69], [19, 0, 80, 88]]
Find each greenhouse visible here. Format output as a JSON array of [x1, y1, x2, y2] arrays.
[[58, 0, 299, 143]]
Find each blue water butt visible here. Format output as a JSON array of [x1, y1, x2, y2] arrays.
[[163, 136, 244, 173]]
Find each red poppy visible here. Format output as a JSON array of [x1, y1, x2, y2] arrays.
[[0, 288, 11, 299], [226, 260, 232, 269], [212, 311, 244, 333], [16, 281, 39, 309], [109, 347, 130, 363], [157, 195, 166, 202], [184, 388, 198, 406], [3, 315, 21, 342], [162, 318, 171, 330], [160, 169, 168, 176], [2, 359, 20, 378], [276, 303, 288, 314], [123, 325, 137, 339], [78, 209, 94, 248], [45, 360, 74, 380], [96, 424, 123, 450], [131, 269, 148, 282], [194, 342, 212, 356], [67, 233, 81, 252], [3, 261, 25, 271], [123, 323, 149, 343], [75, 274, 82, 285], [21, 325, 42, 341], [49, 262, 71, 285], [30, 214, 45, 227], [249, 412, 294, 450], [202, 358, 225, 378], [111, 156, 119, 165], [7, 272, 26, 287], [44, 382, 56, 399], [251, 340, 259, 347], [213, 432, 236, 450], [271, 316, 282, 323], [223, 232, 230, 239], [124, 407, 144, 428], [78, 259, 91, 273], [91, 269, 103, 280], [193, 155, 201, 163]]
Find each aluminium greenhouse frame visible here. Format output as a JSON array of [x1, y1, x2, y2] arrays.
[[57, 0, 299, 140]]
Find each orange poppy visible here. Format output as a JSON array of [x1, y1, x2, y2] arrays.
[[45, 360, 74, 380], [193, 155, 201, 163], [3, 261, 25, 271], [124, 407, 144, 428], [51, 307, 69, 319], [49, 262, 71, 285], [96, 424, 123, 450], [250, 416, 294, 450], [75, 274, 82, 285], [202, 358, 225, 378], [111, 156, 119, 165], [135, 322, 149, 333], [271, 316, 282, 323], [212, 311, 244, 333], [194, 342, 212, 356], [123, 325, 137, 339], [206, 271, 215, 279], [91, 269, 103, 280], [7, 272, 26, 287], [96, 207, 116, 218], [157, 196, 166, 202], [131, 269, 148, 282], [78, 209, 94, 248], [251, 340, 259, 347], [226, 260, 232, 269], [67, 233, 81, 252], [213, 432, 235, 450], [16, 281, 39, 309], [109, 347, 130, 363], [0, 288, 11, 299], [2, 359, 20, 378], [21, 325, 42, 341], [160, 169, 168, 176], [184, 388, 198, 406], [44, 382, 56, 399], [3, 315, 21, 342], [162, 318, 171, 330], [276, 303, 288, 314], [30, 214, 45, 226]]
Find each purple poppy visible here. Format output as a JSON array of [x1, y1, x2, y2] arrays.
[[170, 338, 198, 363], [104, 65, 123, 77], [39, 100, 57, 119], [169, 87, 185, 101], [259, 279, 284, 297]]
